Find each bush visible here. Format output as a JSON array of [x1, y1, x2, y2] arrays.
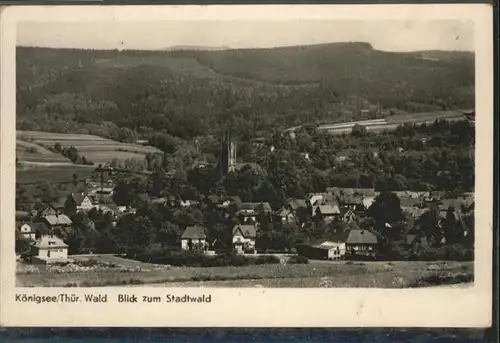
[[288, 255, 309, 264]]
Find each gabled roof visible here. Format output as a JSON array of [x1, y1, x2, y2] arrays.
[[69, 193, 88, 204], [233, 224, 257, 239], [346, 229, 378, 245], [43, 214, 73, 226], [33, 235, 68, 249], [314, 204, 341, 216], [181, 226, 206, 239], [40, 205, 57, 215]]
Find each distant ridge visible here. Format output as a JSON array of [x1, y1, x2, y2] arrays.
[[18, 41, 473, 55], [164, 45, 231, 51]]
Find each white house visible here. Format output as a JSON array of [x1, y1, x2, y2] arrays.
[[31, 235, 69, 264], [68, 193, 94, 212], [232, 224, 257, 253], [17, 222, 36, 241], [181, 226, 207, 251], [296, 239, 346, 260]]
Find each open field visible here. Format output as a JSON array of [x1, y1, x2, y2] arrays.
[[16, 255, 473, 288], [16, 164, 95, 184], [16, 139, 73, 165], [315, 110, 468, 135], [17, 131, 161, 165]]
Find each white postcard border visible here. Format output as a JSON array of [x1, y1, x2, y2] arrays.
[[0, 4, 493, 327]]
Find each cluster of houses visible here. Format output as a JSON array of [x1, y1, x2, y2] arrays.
[[178, 187, 474, 260], [16, 183, 474, 264]]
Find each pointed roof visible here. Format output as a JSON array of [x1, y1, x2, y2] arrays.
[[313, 204, 340, 216], [33, 235, 68, 249], [233, 224, 257, 239], [69, 193, 88, 204], [181, 226, 206, 240]]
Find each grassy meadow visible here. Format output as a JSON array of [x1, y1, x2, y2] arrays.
[[16, 164, 95, 184], [16, 256, 473, 288], [16, 130, 161, 166]]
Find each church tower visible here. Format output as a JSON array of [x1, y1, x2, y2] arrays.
[[220, 130, 236, 177]]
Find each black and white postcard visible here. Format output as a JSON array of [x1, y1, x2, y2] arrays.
[[0, 4, 493, 327]]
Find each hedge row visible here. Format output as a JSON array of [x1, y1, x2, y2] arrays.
[[129, 249, 281, 267]]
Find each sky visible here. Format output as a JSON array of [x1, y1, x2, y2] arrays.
[[17, 20, 474, 52]]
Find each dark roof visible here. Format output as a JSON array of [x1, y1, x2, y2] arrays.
[[181, 226, 206, 239], [70, 193, 87, 204], [346, 229, 378, 245], [233, 224, 257, 238]]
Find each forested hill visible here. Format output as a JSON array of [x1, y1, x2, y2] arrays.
[[16, 43, 475, 141]]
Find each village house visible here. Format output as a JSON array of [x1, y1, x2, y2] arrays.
[[42, 214, 73, 232], [236, 202, 272, 223], [37, 204, 59, 218], [296, 239, 346, 261], [345, 229, 379, 259], [312, 204, 341, 222], [16, 221, 36, 241], [273, 207, 296, 223], [30, 234, 69, 264], [338, 194, 366, 213], [67, 192, 94, 212], [232, 224, 257, 253], [180, 225, 207, 251]]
